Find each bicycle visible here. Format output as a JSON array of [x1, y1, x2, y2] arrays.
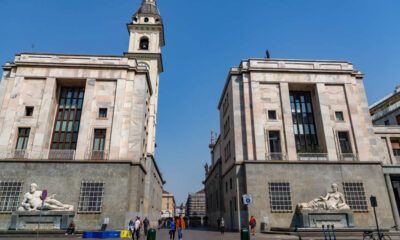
[[363, 230, 391, 240]]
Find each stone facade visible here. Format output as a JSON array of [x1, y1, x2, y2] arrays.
[[0, 0, 165, 231], [205, 58, 399, 231], [161, 190, 175, 218]]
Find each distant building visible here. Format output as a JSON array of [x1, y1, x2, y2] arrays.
[[370, 86, 400, 126], [175, 203, 186, 217], [161, 190, 175, 218], [186, 189, 206, 218]]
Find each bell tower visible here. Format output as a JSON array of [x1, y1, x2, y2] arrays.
[[125, 0, 165, 156]]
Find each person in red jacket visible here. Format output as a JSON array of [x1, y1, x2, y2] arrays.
[[176, 215, 185, 240], [249, 216, 256, 235]]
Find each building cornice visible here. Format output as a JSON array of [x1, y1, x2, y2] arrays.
[[124, 52, 164, 73]]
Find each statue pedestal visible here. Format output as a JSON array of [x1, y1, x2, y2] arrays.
[[9, 211, 75, 230], [297, 209, 354, 228]]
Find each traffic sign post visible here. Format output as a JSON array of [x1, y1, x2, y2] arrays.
[[36, 190, 47, 240], [370, 196, 381, 240], [242, 194, 252, 205]]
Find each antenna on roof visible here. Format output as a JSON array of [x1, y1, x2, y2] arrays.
[[266, 50, 271, 59]]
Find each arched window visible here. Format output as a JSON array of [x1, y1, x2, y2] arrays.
[[140, 37, 149, 50]]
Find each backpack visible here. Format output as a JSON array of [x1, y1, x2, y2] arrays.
[[251, 218, 256, 227]]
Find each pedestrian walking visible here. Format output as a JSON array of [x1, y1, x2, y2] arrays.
[[217, 217, 221, 230], [135, 217, 141, 239], [249, 216, 256, 236], [169, 217, 176, 239], [158, 219, 162, 230], [143, 217, 149, 236], [128, 219, 135, 240], [220, 217, 225, 239], [176, 215, 185, 240]]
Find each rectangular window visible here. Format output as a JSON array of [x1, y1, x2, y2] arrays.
[[342, 182, 368, 211], [78, 181, 104, 213], [230, 178, 232, 190], [338, 132, 352, 153], [384, 120, 390, 126], [224, 117, 230, 138], [91, 129, 106, 160], [16, 128, 30, 150], [224, 141, 231, 161], [51, 87, 85, 150], [0, 181, 23, 212], [397, 115, 400, 125], [226, 182, 228, 193], [268, 110, 277, 120], [290, 91, 319, 152], [25, 107, 34, 117], [268, 131, 281, 160], [99, 108, 107, 118], [268, 182, 292, 212], [335, 111, 344, 121]]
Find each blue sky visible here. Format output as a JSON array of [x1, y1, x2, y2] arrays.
[[0, 0, 399, 204]]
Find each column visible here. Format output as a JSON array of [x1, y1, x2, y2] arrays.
[[31, 77, 56, 158], [316, 83, 337, 161], [279, 83, 297, 160], [385, 174, 400, 229], [387, 137, 396, 164]]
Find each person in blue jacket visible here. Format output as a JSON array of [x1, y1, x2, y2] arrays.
[[169, 217, 176, 239]]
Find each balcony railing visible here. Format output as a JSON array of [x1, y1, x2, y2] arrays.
[[266, 153, 288, 160], [339, 153, 359, 161], [395, 156, 400, 164], [12, 150, 29, 159], [298, 153, 328, 161], [85, 151, 109, 160], [47, 150, 75, 160]]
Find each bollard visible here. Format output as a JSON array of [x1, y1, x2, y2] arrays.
[[147, 228, 156, 240], [331, 225, 336, 240], [322, 225, 327, 240], [241, 228, 250, 240]]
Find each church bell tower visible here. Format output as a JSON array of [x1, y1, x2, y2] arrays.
[[125, 0, 165, 156]]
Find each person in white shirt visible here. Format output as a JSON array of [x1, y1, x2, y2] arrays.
[[134, 217, 141, 239]]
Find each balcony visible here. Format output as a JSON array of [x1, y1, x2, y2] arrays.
[[339, 153, 359, 161], [298, 153, 328, 161], [395, 156, 400, 164], [266, 153, 288, 160], [46, 150, 75, 160], [85, 151, 109, 160]]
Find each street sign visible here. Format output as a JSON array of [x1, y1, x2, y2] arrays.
[[370, 196, 378, 207], [242, 194, 252, 205], [41, 190, 47, 200]]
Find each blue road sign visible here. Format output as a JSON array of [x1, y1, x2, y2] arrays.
[[41, 190, 47, 200]]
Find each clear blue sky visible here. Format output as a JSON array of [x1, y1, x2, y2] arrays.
[[0, 0, 399, 204]]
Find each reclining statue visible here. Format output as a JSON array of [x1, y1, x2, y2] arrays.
[[18, 183, 74, 211], [297, 183, 350, 210]]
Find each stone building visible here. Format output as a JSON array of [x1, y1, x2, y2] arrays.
[[205, 58, 399, 231], [161, 190, 175, 218], [0, 0, 165, 230], [175, 204, 186, 218], [186, 189, 206, 221]]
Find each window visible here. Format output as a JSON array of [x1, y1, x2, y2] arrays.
[[25, 107, 34, 117], [51, 87, 85, 150], [397, 115, 400, 125], [230, 178, 232, 190], [384, 120, 390, 126], [338, 132, 352, 153], [335, 111, 344, 121], [16, 128, 30, 150], [144, 17, 149, 22], [226, 182, 228, 193], [224, 141, 231, 161], [99, 108, 107, 118], [224, 116, 230, 137], [268, 110, 277, 120], [140, 38, 149, 50], [0, 181, 23, 212], [290, 91, 319, 152], [91, 129, 106, 160], [78, 181, 104, 213], [342, 182, 368, 211], [268, 182, 292, 212], [269, 131, 281, 153], [223, 94, 229, 116]]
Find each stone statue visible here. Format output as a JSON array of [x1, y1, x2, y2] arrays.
[[297, 183, 350, 210], [18, 183, 74, 211]]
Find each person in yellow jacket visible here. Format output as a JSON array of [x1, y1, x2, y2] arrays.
[[176, 215, 185, 240]]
